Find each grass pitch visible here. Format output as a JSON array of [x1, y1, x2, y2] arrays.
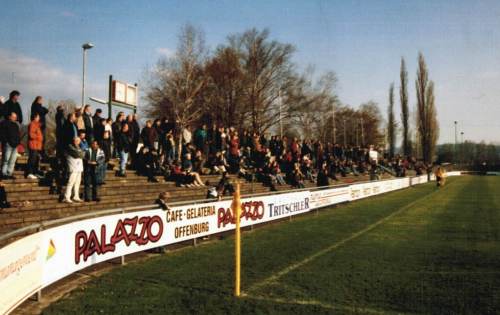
[[44, 176, 500, 314]]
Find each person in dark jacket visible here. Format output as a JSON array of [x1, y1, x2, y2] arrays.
[[62, 113, 78, 151], [217, 172, 235, 196], [30, 96, 49, 159], [141, 120, 158, 150], [55, 105, 66, 151], [155, 191, 171, 210], [92, 108, 103, 128], [2, 90, 22, 123], [112, 112, 125, 158], [127, 115, 140, 169], [1, 112, 20, 179], [83, 140, 105, 202], [30, 96, 49, 131], [82, 105, 94, 142], [316, 162, 330, 187], [30, 96, 48, 125], [117, 124, 131, 177], [93, 118, 105, 143], [0, 179, 11, 209], [136, 146, 159, 182]]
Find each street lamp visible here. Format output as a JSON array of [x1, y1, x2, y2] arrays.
[[460, 131, 465, 164], [81, 42, 94, 108], [343, 119, 347, 147], [454, 121, 458, 159]]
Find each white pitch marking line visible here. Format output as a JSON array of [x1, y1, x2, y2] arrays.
[[246, 182, 454, 294], [243, 294, 408, 315]]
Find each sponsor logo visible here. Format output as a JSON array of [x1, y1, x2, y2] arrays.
[[46, 239, 56, 261], [217, 201, 265, 228]]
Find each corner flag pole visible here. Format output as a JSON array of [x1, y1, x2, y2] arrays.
[[233, 182, 242, 297]]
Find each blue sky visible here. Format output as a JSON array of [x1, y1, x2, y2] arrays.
[[1, 0, 500, 143]]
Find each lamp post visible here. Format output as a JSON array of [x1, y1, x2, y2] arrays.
[[343, 118, 347, 147], [81, 42, 94, 108], [332, 104, 336, 144], [454, 121, 457, 162], [360, 117, 365, 147], [460, 131, 464, 164]]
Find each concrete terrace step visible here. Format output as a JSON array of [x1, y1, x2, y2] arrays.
[[0, 185, 271, 232], [1, 154, 401, 236]]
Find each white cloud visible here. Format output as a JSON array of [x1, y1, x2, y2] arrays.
[[0, 48, 100, 106], [156, 47, 174, 58]]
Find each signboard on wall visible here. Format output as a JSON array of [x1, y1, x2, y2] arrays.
[[111, 80, 137, 107]]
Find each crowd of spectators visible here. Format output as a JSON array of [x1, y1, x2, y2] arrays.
[[0, 89, 426, 207]]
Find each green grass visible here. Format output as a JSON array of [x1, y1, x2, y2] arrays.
[[43, 176, 500, 314]]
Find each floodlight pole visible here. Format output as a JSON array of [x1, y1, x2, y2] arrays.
[[108, 75, 113, 119], [332, 104, 336, 144], [460, 131, 464, 164], [81, 42, 94, 108], [343, 119, 347, 147], [360, 117, 365, 147], [454, 121, 457, 161]]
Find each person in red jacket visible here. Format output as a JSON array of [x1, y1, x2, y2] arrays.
[[26, 113, 43, 179]]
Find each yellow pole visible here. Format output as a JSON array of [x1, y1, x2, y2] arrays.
[[233, 182, 242, 297]]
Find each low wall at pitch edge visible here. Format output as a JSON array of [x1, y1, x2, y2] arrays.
[[0, 172, 461, 314]]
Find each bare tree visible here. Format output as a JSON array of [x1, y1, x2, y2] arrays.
[[232, 28, 296, 133], [204, 46, 245, 127], [416, 52, 439, 163], [400, 57, 411, 156], [359, 101, 385, 147], [288, 69, 339, 142], [387, 83, 397, 158], [145, 24, 208, 156]]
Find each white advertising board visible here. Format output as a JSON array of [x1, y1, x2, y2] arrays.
[[40, 191, 311, 288], [0, 233, 45, 315], [309, 186, 351, 209]]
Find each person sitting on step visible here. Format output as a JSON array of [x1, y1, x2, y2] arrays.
[[0, 179, 11, 209], [156, 191, 171, 210]]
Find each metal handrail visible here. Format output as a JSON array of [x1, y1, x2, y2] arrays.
[[0, 174, 414, 245]]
